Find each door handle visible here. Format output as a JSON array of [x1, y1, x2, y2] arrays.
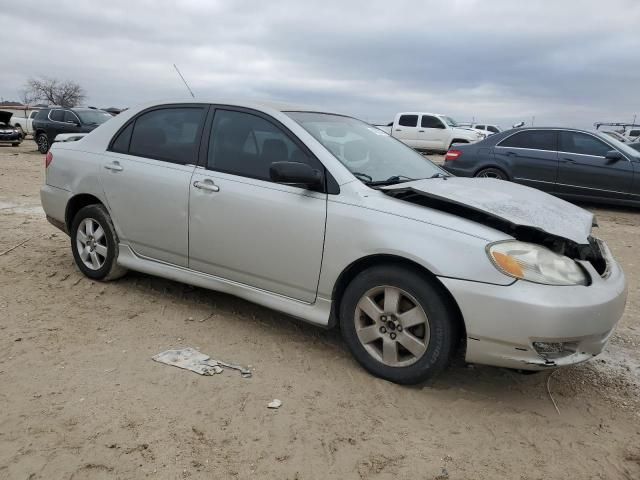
[[505, 151, 517, 157], [104, 162, 123, 172], [395, 129, 402, 132], [418, 130, 425, 132], [561, 157, 576, 163], [193, 180, 220, 192]]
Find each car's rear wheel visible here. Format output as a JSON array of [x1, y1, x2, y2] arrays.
[[475, 167, 507, 180], [70, 204, 127, 281], [36, 133, 49, 153], [16, 126, 25, 139], [340, 265, 458, 384], [12, 142, 20, 147]]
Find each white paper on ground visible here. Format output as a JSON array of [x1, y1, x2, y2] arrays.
[[152, 347, 252, 377]]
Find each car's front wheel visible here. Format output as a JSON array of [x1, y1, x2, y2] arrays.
[[36, 133, 49, 153], [70, 204, 127, 281], [340, 265, 459, 384]]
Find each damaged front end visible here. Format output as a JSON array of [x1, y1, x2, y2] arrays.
[[383, 182, 609, 279]]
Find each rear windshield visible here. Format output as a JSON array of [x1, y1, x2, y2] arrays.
[[75, 110, 112, 125]]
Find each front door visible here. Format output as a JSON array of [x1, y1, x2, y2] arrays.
[[556, 131, 634, 201], [188, 108, 327, 303], [416, 115, 448, 150], [100, 105, 207, 266]]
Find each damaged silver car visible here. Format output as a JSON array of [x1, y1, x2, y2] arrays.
[[40, 101, 627, 384]]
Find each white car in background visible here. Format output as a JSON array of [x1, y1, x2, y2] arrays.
[[470, 123, 501, 136], [376, 112, 484, 153], [9, 110, 39, 138]]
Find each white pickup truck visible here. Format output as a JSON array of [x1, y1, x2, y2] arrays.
[[9, 110, 39, 137], [376, 112, 484, 152]]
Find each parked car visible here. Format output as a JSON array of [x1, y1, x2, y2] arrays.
[[32, 107, 113, 153], [443, 127, 640, 206], [470, 123, 501, 136], [9, 110, 39, 138], [602, 130, 628, 143], [40, 101, 627, 384], [376, 112, 484, 152], [0, 111, 23, 146]]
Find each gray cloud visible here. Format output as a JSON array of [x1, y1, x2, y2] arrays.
[[1, 0, 639, 128]]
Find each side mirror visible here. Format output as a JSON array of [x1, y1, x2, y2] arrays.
[[605, 150, 623, 161], [270, 161, 323, 189]]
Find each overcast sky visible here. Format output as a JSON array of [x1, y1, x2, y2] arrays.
[[1, 0, 639, 128]]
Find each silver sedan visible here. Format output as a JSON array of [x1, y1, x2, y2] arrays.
[[40, 100, 627, 384]]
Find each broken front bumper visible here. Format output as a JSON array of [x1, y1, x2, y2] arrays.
[[438, 249, 627, 370]]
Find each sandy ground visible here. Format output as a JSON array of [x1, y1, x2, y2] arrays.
[[1, 142, 639, 480]]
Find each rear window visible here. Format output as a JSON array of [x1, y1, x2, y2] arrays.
[[487, 125, 499, 133], [49, 110, 65, 122], [127, 107, 205, 164], [398, 115, 418, 127], [475, 125, 485, 130], [498, 130, 556, 151]]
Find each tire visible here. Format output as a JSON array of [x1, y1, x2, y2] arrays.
[[70, 204, 127, 281], [340, 265, 459, 384], [16, 125, 25, 139], [12, 142, 20, 147], [475, 167, 507, 180], [36, 133, 49, 154]]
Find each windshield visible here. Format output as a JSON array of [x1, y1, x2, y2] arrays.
[[443, 116, 459, 127], [75, 110, 112, 125], [286, 112, 445, 184], [595, 131, 640, 159]]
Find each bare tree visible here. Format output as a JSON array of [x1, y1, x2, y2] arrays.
[[18, 88, 38, 116], [25, 77, 86, 107]]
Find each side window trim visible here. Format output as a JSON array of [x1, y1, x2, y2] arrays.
[[201, 105, 337, 194]]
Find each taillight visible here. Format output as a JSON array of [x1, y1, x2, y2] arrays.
[[444, 149, 462, 161], [45, 151, 53, 168]]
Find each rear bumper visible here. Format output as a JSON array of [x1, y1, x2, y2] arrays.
[[40, 184, 71, 233], [439, 247, 627, 370]]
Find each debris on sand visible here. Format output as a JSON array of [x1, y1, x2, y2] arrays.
[[152, 347, 252, 377], [267, 399, 282, 409]]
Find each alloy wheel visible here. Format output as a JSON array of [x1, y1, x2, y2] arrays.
[[354, 286, 430, 367], [76, 218, 108, 270]]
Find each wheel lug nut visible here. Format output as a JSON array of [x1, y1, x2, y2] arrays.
[[380, 327, 387, 334], [381, 315, 387, 321], [390, 332, 397, 340], [397, 325, 403, 332]]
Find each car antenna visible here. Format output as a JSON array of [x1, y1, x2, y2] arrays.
[[173, 64, 195, 98]]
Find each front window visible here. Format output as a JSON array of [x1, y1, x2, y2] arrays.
[[594, 131, 640, 159], [286, 112, 445, 185], [75, 110, 113, 126]]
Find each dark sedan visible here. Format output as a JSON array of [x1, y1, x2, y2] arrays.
[[443, 127, 640, 207]]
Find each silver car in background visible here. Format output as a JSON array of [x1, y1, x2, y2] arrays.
[[40, 100, 627, 384]]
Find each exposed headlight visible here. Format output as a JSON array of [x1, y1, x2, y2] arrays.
[[487, 241, 587, 286]]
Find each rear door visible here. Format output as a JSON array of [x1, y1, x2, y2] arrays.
[[417, 115, 448, 150], [556, 130, 634, 201], [188, 107, 327, 302], [46, 109, 68, 142], [101, 105, 207, 266], [493, 129, 559, 191], [392, 114, 419, 147]]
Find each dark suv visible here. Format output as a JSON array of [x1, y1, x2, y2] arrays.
[[33, 107, 113, 153]]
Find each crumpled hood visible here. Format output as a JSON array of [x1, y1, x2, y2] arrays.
[[383, 177, 594, 245], [0, 111, 13, 125]]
